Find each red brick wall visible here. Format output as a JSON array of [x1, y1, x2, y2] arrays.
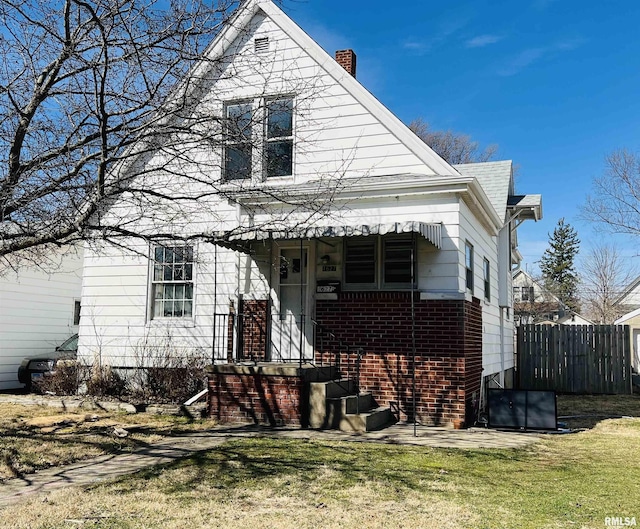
[[239, 299, 269, 362], [315, 292, 482, 426], [208, 372, 306, 426]]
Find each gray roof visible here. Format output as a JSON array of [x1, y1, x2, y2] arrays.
[[454, 161, 513, 222]]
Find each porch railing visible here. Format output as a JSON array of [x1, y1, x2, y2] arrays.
[[211, 312, 365, 399]]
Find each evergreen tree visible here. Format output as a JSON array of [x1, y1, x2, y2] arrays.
[[539, 218, 581, 312]]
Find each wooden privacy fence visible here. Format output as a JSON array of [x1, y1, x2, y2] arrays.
[[517, 324, 632, 394]]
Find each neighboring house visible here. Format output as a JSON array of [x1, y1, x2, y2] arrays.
[[78, 0, 542, 428], [512, 269, 564, 324], [615, 308, 640, 372], [615, 275, 640, 314], [513, 269, 593, 326], [0, 247, 83, 390]]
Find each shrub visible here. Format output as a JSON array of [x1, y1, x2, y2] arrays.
[[130, 335, 207, 404], [86, 365, 128, 398], [32, 361, 88, 396]]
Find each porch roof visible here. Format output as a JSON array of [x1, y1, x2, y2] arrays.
[[213, 221, 442, 253]]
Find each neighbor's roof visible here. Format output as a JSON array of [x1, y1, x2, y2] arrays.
[[454, 161, 513, 222]]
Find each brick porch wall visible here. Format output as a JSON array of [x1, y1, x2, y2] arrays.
[[208, 372, 306, 426], [239, 299, 269, 362], [315, 292, 482, 426]]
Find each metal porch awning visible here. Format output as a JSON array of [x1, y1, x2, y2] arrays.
[[212, 221, 442, 252]]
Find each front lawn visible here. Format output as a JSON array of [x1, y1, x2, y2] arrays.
[[3, 417, 640, 529]]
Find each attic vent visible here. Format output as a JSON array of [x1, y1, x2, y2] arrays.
[[254, 37, 269, 53]]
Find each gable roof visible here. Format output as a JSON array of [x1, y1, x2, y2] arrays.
[[615, 306, 640, 324], [615, 274, 640, 306], [454, 161, 513, 222], [193, 0, 459, 178]]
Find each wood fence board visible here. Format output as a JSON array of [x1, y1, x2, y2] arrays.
[[517, 324, 632, 394]]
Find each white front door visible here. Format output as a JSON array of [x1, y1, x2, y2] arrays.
[[271, 246, 313, 362]]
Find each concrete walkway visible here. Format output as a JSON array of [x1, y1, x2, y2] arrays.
[[0, 423, 542, 508]]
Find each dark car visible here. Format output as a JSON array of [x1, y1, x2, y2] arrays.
[[17, 334, 78, 391]]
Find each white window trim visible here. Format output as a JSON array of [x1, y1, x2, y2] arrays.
[[147, 242, 197, 325], [483, 258, 490, 302], [465, 241, 474, 294]]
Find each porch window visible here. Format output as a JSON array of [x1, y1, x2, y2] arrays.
[[383, 238, 413, 285], [345, 239, 376, 285], [465, 242, 474, 293], [344, 235, 414, 289], [151, 245, 194, 319]]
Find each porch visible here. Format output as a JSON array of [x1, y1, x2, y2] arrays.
[[207, 292, 483, 430]]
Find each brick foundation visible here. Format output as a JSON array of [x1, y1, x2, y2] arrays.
[[315, 292, 482, 427], [206, 364, 336, 426]]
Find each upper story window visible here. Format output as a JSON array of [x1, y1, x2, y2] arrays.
[[465, 242, 474, 293], [266, 99, 293, 177], [224, 102, 253, 180], [344, 235, 414, 290], [151, 245, 194, 319], [521, 286, 534, 301], [513, 285, 535, 302], [224, 97, 294, 181]]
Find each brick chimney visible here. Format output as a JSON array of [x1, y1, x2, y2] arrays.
[[335, 49, 357, 77]]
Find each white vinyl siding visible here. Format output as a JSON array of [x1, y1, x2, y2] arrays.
[[0, 248, 83, 390]]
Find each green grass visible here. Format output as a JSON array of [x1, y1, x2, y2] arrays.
[[0, 404, 212, 481], [4, 418, 640, 528]]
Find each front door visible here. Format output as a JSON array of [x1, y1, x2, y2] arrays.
[[271, 246, 313, 361]]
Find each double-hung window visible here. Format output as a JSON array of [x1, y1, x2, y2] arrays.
[[152, 245, 194, 319], [465, 242, 474, 293], [344, 236, 414, 289], [224, 97, 293, 180], [521, 286, 534, 301], [483, 258, 490, 301], [224, 102, 253, 180], [266, 98, 293, 177]]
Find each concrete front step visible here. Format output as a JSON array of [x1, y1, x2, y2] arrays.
[[309, 379, 357, 429], [309, 379, 395, 432], [338, 406, 395, 433]]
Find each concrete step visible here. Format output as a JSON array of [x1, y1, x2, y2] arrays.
[[338, 406, 395, 433], [308, 379, 357, 429], [325, 393, 375, 429]]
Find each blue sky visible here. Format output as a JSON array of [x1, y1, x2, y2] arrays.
[[281, 0, 640, 273]]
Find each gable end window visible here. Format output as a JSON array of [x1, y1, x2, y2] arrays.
[[151, 245, 194, 319], [465, 242, 474, 293], [266, 98, 293, 177], [223, 97, 294, 181], [224, 102, 253, 180]]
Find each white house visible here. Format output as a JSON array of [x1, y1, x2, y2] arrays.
[[0, 247, 83, 390], [78, 0, 541, 428]]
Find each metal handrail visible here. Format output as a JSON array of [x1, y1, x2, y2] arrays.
[[311, 318, 365, 399]]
